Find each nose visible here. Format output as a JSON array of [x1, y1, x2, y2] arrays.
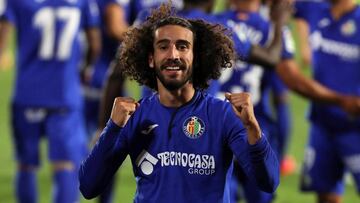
[[168, 44, 180, 59]]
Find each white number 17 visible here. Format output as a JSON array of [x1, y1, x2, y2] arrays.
[[33, 7, 80, 60]]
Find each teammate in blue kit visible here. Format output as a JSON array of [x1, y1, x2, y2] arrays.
[[79, 4, 280, 202], [83, 0, 129, 144], [82, 0, 129, 203], [293, 0, 329, 68], [294, 0, 360, 202], [216, 0, 294, 202], [129, 0, 183, 24], [0, 0, 100, 202]]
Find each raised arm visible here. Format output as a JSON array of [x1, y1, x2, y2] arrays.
[[225, 92, 279, 193], [276, 59, 360, 115], [247, 0, 292, 68], [79, 97, 139, 199]]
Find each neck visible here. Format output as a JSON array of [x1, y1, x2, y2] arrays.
[[233, 0, 260, 12], [331, 0, 356, 20], [157, 81, 195, 108]]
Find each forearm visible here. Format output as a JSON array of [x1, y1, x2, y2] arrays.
[[248, 136, 280, 193], [84, 27, 101, 67], [0, 21, 11, 56], [98, 63, 125, 128], [79, 120, 126, 199], [105, 3, 128, 42], [277, 59, 342, 105]]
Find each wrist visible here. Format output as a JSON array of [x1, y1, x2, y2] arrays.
[[245, 119, 262, 145]]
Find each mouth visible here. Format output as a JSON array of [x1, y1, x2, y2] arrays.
[[164, 66, 181, 71]]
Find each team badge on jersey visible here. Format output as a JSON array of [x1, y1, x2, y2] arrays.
[[341, 20, 356, 36], [182, 116, 205, 139]]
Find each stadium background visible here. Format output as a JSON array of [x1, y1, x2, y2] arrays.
[[0, 0, 359, 202]]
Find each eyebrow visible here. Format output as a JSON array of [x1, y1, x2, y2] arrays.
[[155, 39, 192, 46]]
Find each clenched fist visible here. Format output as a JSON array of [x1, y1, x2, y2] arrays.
[[225, 92, 262, 145], [111, 97, 140, 127]]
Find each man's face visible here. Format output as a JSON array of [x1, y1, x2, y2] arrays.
[[149, 25, 194, 91]]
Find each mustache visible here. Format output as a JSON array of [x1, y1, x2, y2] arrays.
[[160, 59, 185, 70]]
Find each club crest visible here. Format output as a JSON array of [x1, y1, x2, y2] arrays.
[[341, 20, 356, 36], [182, 116, 205, 139]]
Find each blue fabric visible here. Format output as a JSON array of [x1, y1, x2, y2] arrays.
[[308, 5, 360, 130], [3, 0, 99, 108], [11, 104, 87, 166], [54, 170, 79, 203], [16, 170, 37, 203], [79, 91, 279, 202]]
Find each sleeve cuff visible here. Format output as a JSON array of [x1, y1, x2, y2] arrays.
[[248, 135, 271, 162], [107, 119, 123, 132]]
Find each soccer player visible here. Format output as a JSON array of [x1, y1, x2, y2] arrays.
[[79, 3, 280, 202], [136, 0, 221, 97], [294, 0, 360, 202], [129, 0, 183, 25], [0, 0, 100, 202], [83, 0, 129, 145], [216, 0, 294, 202], [292, 0, 329, 68], [82, 1, 129, 202]]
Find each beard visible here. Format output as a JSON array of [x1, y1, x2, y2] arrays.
[[154, 58, 193, 91]]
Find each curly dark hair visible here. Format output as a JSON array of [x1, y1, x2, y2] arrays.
[[117, 3, 235, 90]]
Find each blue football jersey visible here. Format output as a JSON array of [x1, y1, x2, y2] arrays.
[[89, 0, 130, 89], [129, 0, 183, 24], [294, 0, 329, 33], [216, 10, 294, 120], [79, 91, 279, 202], [300, 3, 360, 129], [3, 0, 99, 108]]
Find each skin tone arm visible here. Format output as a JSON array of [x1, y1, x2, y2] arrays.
[[96, 3, 128, 128], [84, 27, 101, 68], [0, 20, 11, 65], [276, 59, 360, 115], [247, 0, 292, 68], [97, 62, 126, 129], [293, 18, 312, 68], [104, 3, 128, 41], [81, 27, 101, 83]]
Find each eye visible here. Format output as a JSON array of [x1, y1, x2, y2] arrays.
[[177, 44, 189, 51], [159, 45, 167, 50]]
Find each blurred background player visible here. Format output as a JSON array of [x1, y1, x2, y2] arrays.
[[292, 0, 329, 68], [293, 0, 360, 202], [83, 0, 129, 139], [0, 0, 100, 202], [81, 0, 129, 203], [216, 0, 294, 202]]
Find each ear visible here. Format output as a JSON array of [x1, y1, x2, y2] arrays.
[[148, 54, 154, 68]]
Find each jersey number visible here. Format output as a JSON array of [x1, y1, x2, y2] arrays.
[[218, 64, 263, 105], [33, 7, 80, 60]]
